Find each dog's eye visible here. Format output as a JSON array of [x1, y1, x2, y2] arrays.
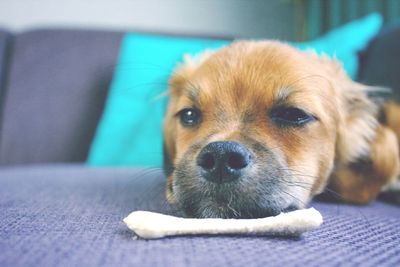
[[270, 107, 316, 127], [178, 108, 201, 127]]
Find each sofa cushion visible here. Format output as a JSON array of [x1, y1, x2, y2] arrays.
[[358, 22, 400, 101], [294, 12, 383, 79], [0, 165, 399, 267], [0, 29, 123, 165], [0, 29, 12, 123]]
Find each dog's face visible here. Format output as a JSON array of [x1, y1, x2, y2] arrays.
[[163, 41, 392, 218]]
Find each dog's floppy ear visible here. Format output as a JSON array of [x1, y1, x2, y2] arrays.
[[326, 63, 400, 203], [335, 79, 380, 164]]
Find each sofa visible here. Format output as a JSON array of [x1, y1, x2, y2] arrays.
[[0, 27, 399, 267]]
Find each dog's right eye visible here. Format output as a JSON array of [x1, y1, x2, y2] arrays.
[[270, 106, 316, 127], [178, 108, 201, 127]]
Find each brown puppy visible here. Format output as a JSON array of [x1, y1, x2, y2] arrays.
[[163, 41, 400, 218]]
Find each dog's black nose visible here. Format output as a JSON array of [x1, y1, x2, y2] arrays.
[[197, 141, 252, 183]]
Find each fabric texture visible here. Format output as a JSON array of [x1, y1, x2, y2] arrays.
[[0, 29, 12, 129], [0, 29, 12, 99], [87, 34, 230, 167], [358, 21, 400, 101], [1, 165, 399, 267], [0, 29, 123, 165], [87, 14, 382, 167]]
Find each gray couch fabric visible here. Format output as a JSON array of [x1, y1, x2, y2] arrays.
[[0, 30, 12, 129], [358, 23, 400, 101], [0, 30, 11, 93], [0, 30, 11, 90], [0, 29, 123, 165], [1, 165, 399, 267]]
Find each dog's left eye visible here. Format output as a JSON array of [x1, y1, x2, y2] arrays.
[[178, 108, 201, 127], [270, 107, 316, 127]]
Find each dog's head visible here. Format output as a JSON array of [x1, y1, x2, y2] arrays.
[[163, 41, 393, 218]]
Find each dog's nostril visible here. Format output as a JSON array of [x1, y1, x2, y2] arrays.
[[227, 152, 249, 170], [197, 141, 252, 183], [199, 153, 215, 170]]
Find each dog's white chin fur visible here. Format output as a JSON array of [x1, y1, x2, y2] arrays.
[[123, 208, 323, 239]]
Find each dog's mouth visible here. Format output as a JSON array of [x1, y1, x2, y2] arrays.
[[179, 196, 300, 219], [173, 178, 301, 219]]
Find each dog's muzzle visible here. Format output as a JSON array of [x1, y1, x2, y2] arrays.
[[196, 141, 252, 183]]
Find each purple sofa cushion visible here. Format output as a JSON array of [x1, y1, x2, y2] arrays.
[[0, 165, 399, 266], [358, 23, 400, 101], [0, 29, 12, 124], [0, 29, 123, 165]]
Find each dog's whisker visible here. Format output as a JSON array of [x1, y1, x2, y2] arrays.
[[227, 192, 241, 217], [130, 167, 163, 177], [120, 81, 170, 93], [278, 170, 345, 199], [277, 188, 309, 208], [282, 182, 313, 191], [275, 168, 352, 202]]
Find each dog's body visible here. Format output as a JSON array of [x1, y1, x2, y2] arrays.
[[163, 41, 400, 218]]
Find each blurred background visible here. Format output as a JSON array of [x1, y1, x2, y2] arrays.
[[0, 0, 399, 41]]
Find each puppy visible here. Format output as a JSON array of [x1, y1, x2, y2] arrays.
[[163, 41, 400, 218]]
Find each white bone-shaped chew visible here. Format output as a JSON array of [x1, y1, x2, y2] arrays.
[[123, 207, 323, 239]]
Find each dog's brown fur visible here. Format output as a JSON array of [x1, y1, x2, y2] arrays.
[[163, 41, 400, 218]]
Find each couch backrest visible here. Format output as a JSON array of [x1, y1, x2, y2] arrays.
[[0, 29, 12, 126], [358, 23, 400, 101], [0, 29, 123, 165]]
